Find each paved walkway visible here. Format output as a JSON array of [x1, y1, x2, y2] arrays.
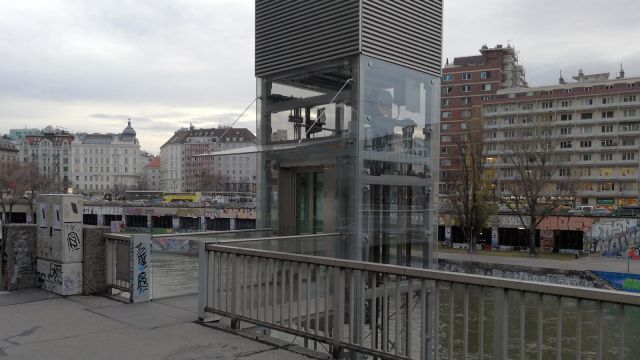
[[0, 289, 313, 360], [437, 251, 640, 274]]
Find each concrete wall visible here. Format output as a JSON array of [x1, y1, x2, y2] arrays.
[[82, 226, 109, 295], [2, 224, 38, 291]]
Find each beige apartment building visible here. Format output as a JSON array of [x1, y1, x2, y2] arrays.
[[483, 69, 640, 208]]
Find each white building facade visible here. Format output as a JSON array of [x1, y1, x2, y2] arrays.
[[70, 121, 144, 195]]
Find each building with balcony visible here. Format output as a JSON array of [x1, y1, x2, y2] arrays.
[[70, 120, 144, 195], [19, 126, 74, 190], [440, 45, 526, 194], [0, 139, 19, 162], [483, 68, 640, 207], [160, 126, 256, 192]]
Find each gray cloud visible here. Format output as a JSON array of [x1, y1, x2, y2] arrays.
[[2, 0, 639, 153]]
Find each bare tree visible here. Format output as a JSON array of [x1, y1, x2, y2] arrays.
[[0, 161, 28, 224], [447, 114, 495, 253], [23, 162, 63, 223], [499, 120, 568, 256], [198, 172, 228, 192]]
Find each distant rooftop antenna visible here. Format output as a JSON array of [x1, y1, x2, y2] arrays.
[[618, 63, 625, 79], [559, 70, 566, 84]]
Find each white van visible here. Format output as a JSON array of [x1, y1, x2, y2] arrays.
[[568, 206, 594, 215]]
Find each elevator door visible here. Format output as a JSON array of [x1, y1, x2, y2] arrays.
[[295, 171, 325, 234]]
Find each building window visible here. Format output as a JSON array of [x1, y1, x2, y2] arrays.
[[443, 74, 453, 81], [441, 159, 452, 166], [582, 154, 592, 161], [462, 85, 472, 92], [560, 127, 572, 135], [462, 73, 472, 80], [541, 101, 554, 109], [504, 130, 515, 138], [443, 87, 453, 94], [559, 168, 571, 177], [441, 135, 452, 143], [462, 97, 471, 105], [442, 99, 452, 106], [559, 141, 572, 149], [480, 71, 491, 79], [461, 110, 472, 118], [602, 97, 614, 104], [582, 98, 593, 105], [442, 111, 452, 118], [441, 123, 451, 131], [601, 139, 615, 147], [503, 168, 514, 177], [486, 131, 497, 139], [622, 138, 635, 146], [561, 100, 572, 107], [560, 114, 573, 121], [481, 84, 492, 91], [601, 111, 614, 119], [623, 109, 637, 117], [600, 154, 614, 163], [622, 152, 635, 161], [620, 123, 640, 131], [581, 113, 593, 120], [580, 140, 592, 148], [623, 95, 637, 102], [601, 125, 614, 133]]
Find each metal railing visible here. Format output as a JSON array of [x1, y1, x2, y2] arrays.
[[199, 241, 640, 359], [105, 233, 152, 303], [105, 233, 134, 297]]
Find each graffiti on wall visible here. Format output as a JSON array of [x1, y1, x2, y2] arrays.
[[587, 218, 640, 256]]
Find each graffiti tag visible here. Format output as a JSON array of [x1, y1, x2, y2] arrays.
[[48, 263, 62, 285], [135, 242, 149, 294], [67, 232, 80, 252]]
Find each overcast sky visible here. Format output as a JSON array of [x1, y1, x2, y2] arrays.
[[1, 0, 639, 154]]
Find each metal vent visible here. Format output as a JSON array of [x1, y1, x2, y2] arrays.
[[255, 0, 443, 77], [255, 0, 360, 77], [361, 0, 443, 77]]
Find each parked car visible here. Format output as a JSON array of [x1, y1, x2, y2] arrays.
[[592, 207, 611, 216], [611, 206, 640, 217], [568, 205, 594, 215]]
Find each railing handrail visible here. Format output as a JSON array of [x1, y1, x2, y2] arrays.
[[104, 233, 132, 241], [207, 243, 640, 306], [206, 232, 341, 245], [150, 228, 272, 239]]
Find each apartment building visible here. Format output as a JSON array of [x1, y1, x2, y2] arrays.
[[141, 156, 161, 191], [0, 139, 19, 162], [160, 127, 256, 192], [70, 120, 144, 195], [440, 45, 526, 193], [483, 69, 640, 207], [19, 126, 74, 190]]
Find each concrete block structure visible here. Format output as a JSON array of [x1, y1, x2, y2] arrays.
[[82, 226, 110, 295], [2, 224, 37, 291], [35, 194, 84, 295]]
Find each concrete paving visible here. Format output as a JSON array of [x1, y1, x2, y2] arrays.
[[437, 251, 640, 274], [0, 290, 314, 360]]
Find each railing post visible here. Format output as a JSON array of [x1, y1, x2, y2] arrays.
[[231, 254, 242, 329], [198, 241, 209, 321], [332, 266, 345, 359], [130, 234, 151, 303]]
